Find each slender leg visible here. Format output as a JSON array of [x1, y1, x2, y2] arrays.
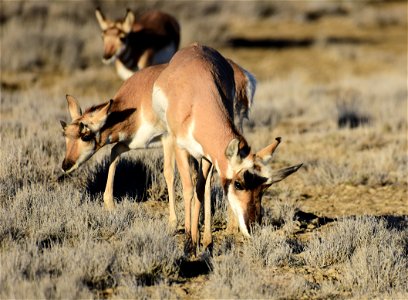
[[203, 162, 214, 249], [191, 159, 212, 251], [175, 147, 194, 237], [103, 143, 129, 211], [162, 135, 177, 232]]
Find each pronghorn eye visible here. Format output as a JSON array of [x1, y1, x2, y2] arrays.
[[234, 181, 244, 191], [81, 134, 93, 142]]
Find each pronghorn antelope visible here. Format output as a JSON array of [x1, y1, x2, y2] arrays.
[[59, 57, 256, 225], [95, 8, 180, 80], [153, 44, 302, 248], [60, 64, 167, 211]]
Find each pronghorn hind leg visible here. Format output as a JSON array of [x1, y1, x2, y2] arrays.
[[162, 135, 177, 232], [203, 161, 214, 251], [103, 143, 129, 211]]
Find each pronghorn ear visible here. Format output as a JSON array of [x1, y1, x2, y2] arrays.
[[265, 163, 303, 186], [95, 7, 108, 30], [66, 94, 82, 120], [226, 138, 251, 167], [257, 137, 281, 163], [79, 122, 92, 134], [225, 138, 240, 160], [122, 9, 135, 33], [87, 99, 113, 132], [60, 120, 67, 130]]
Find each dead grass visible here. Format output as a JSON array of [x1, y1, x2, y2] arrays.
[[1, 1, 407, 299], [304, 216, 408, 297]]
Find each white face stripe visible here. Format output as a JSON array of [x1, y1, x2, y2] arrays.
[[102, 44, 126, 65], [64, 142, 95, 174], [228, 185, 250, 237]]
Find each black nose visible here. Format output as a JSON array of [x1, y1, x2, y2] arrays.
[[103, 53, 113, 60], [62, 159, 74, 172]]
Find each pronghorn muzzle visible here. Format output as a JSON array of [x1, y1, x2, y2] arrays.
[[62, 159, 75, 173]]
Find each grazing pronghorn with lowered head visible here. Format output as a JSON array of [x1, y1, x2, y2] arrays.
[[152, 44, 302, 248], [60, 64, 167, 211], [95, 8, 180, 80], [59, 57, 256, 228]]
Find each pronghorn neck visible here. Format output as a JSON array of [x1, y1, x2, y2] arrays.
[[83, 100, 136, 149], [117, 41, 138, 70], [206, 133, 251, 181]]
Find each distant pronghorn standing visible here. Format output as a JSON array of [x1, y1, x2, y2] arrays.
[[59, 56, 256, 224], [153, 44, 302, 248], [95, 8, 180, 80]]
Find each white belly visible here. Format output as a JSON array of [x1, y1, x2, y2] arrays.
[[128, 122, 164, 149]]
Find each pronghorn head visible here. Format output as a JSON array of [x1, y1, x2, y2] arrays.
[[60, 95, 112, 174], [95, 8, 135, 64], [224, 137, 302, 237]]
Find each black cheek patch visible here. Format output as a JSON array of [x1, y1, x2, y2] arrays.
[[243, 171, 268, 190], [223, 179, 232, 194]]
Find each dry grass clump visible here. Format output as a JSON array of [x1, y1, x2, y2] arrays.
[[202, 241, 309, 299], [246, 225, 294, 267], [202, 249, 265, 299], [303, 216, 408, 296], [0, 187, 183, 298], [1, 1, 406, 298]]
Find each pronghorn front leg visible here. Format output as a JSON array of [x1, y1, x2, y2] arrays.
[[191, 159, 212, 251], [175, 147, 194, 238], [103, 143, 129, 211], [203, 162, 214, 250], [162, 135, 177, 232]]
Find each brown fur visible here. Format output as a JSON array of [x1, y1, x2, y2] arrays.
[[96, 8, 180, 79], [153, 44, 301, 246]]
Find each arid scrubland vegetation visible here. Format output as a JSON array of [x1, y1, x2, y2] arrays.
[[1, 1, 407, 299]]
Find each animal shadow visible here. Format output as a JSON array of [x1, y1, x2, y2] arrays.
[[85, 157, 154, 202]]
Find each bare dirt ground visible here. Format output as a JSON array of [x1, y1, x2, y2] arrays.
[[1, 1, 407, 299]]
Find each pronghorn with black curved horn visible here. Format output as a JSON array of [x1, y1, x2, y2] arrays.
[[59, 56, 256, 230], [153, 44, 302, 249], [95, 7, 180, 80]]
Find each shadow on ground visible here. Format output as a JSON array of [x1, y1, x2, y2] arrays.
[[85, 157, 155, 202], [227, 36, 376, 49]]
